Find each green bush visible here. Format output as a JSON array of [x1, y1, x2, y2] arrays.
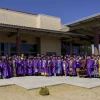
[[39, 86, 50, 96]]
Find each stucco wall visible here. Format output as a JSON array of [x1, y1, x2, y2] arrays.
[[37, 14, 61, 30], [40, 37, 61, 55], [0, 8, 37, 28], [0, 8, 62, 30]]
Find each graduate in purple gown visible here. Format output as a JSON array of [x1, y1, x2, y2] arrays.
[[41, 57, 47, 76], [16, 56, 23, 76], [52, 56, 57, 76], [46, 56, 52, 76], [76, 57, 80, 68], [86, 56, 92, 77], [1, 56, 9, 78], [72, 57, 77, 75], [62, 56, 69, 76], [33, 57, 38, 75], [21, 57, 27, 76], [27, 56, 33, 76], [7, 57, 13, 78], [37, 56, 42, 75]]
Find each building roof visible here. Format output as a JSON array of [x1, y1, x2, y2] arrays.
[[66, 13, 100, 27], [0, 23, 85, 36]]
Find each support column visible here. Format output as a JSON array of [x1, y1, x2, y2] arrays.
[[69, 37, 72, 55], [36, 37, 41, 54], [16, 29, 20, 55], [93, 28, 99, 55]]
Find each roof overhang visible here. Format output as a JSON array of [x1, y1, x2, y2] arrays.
[[0, 23, 85, 38], [65, 13, 100, 37]]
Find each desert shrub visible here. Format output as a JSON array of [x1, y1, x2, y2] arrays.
[[39, 86, 50, 96]]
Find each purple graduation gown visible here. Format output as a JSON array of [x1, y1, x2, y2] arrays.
[[76, 59, 80, 68], [86, 59, 92, 77], [37, 59, 42, 73], [16, 59, 23, 75], [21, 60, 27, 75], [33, 59, 38, 73], [68, 59, 77, 75], [1, 60, 9, 78], [52, 59, 57, 74], [27, 59, 33, 75], [72, 60, 77, 75], [41, 60, 47, 73], [7, 60, 13, 78], [46, 60, 52, 76]]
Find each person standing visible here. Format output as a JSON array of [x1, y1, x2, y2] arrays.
[[68, 57, 76, 76], [33, 57, 38, 76], [1, 56, 9, 79], [7, 57, 13, 78], [21, 57, 27, 76], [86, 56, 92, 77], [27, 56, 33, 76], [52, 56, 57, 76], [57, 56, 62, 76], [62, 56, 69, 76], [46, 56, 52, 76], [79, 56, 87, 77], [12, 56, 17, 77], [37, 56, 42, 75], [41, 57, 47, 76], [16, 56, 23, 76], [76, 57, 80, 76], [93, 57, 98, 77]]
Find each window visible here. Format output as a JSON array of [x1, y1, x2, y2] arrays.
[[20, 44, 37, 53], [0, 43, 8, 55], [10, 43, 16, 52], [10, 43, 37, 55], [61, 41, 69, 55], [72, 46, 80, 55]]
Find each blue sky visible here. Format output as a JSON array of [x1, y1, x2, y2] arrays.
[[0, 0, 100, 24]]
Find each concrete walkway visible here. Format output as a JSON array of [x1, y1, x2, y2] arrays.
[[0, 76, 100, 89]]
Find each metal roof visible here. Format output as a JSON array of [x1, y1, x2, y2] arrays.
[[65, 13, 100, 27]]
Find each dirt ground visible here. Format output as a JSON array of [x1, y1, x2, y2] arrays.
[[0, 84, 100, 100]]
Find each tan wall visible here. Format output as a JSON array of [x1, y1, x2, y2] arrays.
[[0, 8, 62, 30], [0, 8, 37, 27], [37, 14, 61, 30], [0, 33, 37, 44], [40, 37, 61, 55]]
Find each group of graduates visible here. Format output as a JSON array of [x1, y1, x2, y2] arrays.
[[0, 53, 100, 79]]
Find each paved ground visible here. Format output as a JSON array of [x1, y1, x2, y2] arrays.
[[0, 76, 100, 89]]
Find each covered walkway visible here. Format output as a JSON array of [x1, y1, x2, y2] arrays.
[[66, 13, 100, 55]]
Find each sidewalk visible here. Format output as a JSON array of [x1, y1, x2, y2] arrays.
[[0, 76, 100, 89]]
